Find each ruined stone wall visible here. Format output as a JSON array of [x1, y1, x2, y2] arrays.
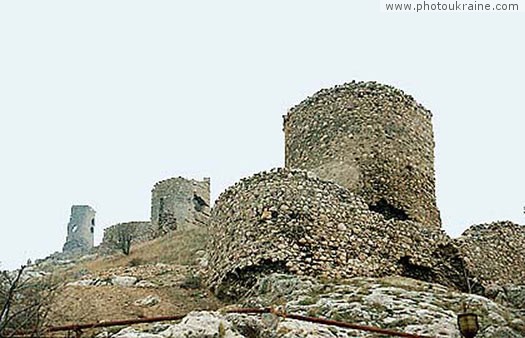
[[284, 81, 440, 228], [100, 221, 154, 252], [151, 177, 210, 232], [207, 168, 467, 298], [455, 221, 525, 288], [63, 205, 96, 253]]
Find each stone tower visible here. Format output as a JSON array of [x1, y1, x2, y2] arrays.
[[284, 81, 441, 227], [63, 205, 96, 253], [151, 177, 211, 232]]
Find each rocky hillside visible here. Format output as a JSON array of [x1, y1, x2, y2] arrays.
[[15, 226, 519, 338], [95, 273, 525, 338], [28, 229, 224, 328]]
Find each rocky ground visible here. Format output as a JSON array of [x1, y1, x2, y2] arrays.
[[13, 227, 524, 338], [23, 229, 223, 330], [94, 273, 525, 338], [48, 262, 222, 325]]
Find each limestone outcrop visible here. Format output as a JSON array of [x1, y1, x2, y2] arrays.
[[97, 274, 525, 338]]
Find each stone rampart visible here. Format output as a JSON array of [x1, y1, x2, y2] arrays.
[[455, 221, 525, 289], [100, 221, 154, 252], [207, 168, 468, 299]]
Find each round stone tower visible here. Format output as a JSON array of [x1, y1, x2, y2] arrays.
[[63, 205, 96, 253], [284, 81, 440, 228]]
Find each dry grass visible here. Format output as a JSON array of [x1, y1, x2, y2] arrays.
[[45, 228, 223, 329], [71, 228, 208, 276], [48, 284, 221, 326]]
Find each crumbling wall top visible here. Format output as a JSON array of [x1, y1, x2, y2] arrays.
[[455, 221, 525, 287], [285, 81, 433, 120]]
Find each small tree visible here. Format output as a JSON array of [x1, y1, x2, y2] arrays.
[[103, 223, 140, 255], [0, 264, 58, 337], [117, 227, 133, 255]]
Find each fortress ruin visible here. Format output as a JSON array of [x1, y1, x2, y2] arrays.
[[151, 177, 211, 233], [207, 81, 525, 299], [63, 177, 211, 255], [284, 81, 440, 228], [207, 168, 467, 299], [58, 81, 525, 303], [63, 205, 96, 253]]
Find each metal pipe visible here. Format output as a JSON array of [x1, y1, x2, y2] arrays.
[[13, 307, 435, 338], [46, 314, 188, 332], [229, 308, 434, 338]]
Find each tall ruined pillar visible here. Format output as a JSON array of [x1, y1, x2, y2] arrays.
[[63, 205, 96, 253]]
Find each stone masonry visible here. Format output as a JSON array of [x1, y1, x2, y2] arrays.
[[455, 221, 525, 289], [284, 81, 441, 228], [61, 177, 211, 256], [53, 80, 524, 309], [100, 221, 154, 252], [63, 205, 96, 253], [207, 168, 470, 299], [151, 177, 211, 232], [207, 81, 525, 301]]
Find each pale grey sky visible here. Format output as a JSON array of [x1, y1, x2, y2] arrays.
[[1, 1, 524, 270]]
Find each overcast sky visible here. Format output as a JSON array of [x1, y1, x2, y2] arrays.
[[1, 1, 524, 270]]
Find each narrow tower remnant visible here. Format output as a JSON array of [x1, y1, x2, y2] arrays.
[[63, 205, 96, 253], [151, 177, 211, 232], [284, 81, 441, 227]]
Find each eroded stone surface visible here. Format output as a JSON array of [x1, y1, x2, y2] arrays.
[[103, 274, 525, 338]]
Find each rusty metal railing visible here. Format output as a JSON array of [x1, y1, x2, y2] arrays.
[[12, 307, 436, 338]]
